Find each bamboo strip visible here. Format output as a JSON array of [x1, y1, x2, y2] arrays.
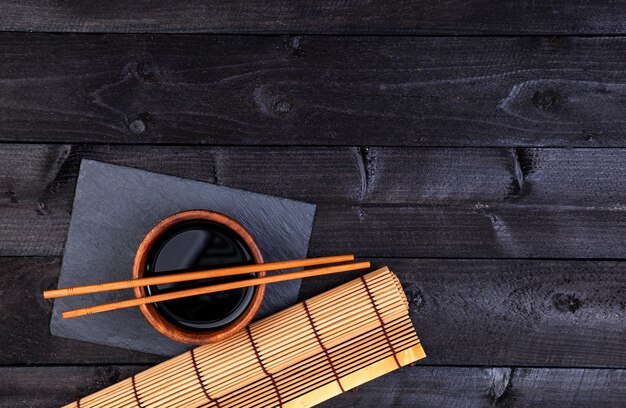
[[283, 344, 426, 408], [220, 322, 418, 408]]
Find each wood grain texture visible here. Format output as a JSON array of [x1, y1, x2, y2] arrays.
[[3, 3, 626, 403], [0, 366, 145, 408], [1, 366, 624, 407], [1, 35, 626, 146], [313, 205, 626, 258], [4, 145, 626, 257], [319, 366, 626, 407], [0, 257, 162, 365], [2, 1, 626, 34], [301, 258, 626, 368], [4, 257, 625, 366], [4, 144, 626, 206]]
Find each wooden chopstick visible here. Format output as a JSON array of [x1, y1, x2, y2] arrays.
[[44, 254, 355, 299], [62, 261, 370, 319]]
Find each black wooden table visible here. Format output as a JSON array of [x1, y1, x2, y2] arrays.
[[1, 2, 626, 406]]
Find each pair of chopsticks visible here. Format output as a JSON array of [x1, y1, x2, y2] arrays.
[[44, 255, 370, 319]]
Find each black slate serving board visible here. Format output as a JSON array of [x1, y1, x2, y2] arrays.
[[50, 160, 316, 356]]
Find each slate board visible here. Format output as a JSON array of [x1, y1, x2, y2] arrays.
[[50, 160, 316, 356]]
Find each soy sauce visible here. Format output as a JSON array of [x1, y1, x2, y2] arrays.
[[144, 220, 256, 331]]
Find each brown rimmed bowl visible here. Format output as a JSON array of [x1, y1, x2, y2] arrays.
[[132, 210, 265, 344]]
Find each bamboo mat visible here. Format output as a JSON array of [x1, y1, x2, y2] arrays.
[[63, 267, 425, 408]]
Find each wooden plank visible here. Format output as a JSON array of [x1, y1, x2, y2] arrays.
[[362, 147, 626, 206], [3, 257, 625, 366], [319, 367, 626, 407], [1, 366, 624, 407], [0, 144, 360, 205], [300, 258, 626, 367], [312, 204, 626, 258], [6, 144, 626, 206], [1, 35, 626, 146], [9, 201, 626, 258], [5, 145, 626, 257], [2, 1, 626, 34]]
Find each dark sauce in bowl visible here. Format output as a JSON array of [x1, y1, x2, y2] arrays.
[[144, 220, 256, 331]]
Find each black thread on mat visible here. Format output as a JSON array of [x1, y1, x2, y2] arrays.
[[76, 400, 80, 408], [191, 348, 221, 407], [131, 375, 143, 408], [246, 326, 283, 407], [302, 300, 346, 392], [360, 275, 401, 367]]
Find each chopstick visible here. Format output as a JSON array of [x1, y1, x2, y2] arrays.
[[44, 254, 355, 299], [62, 261, 371, 319]]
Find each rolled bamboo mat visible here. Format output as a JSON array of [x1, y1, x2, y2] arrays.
[[63, 267, 425, 408]]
